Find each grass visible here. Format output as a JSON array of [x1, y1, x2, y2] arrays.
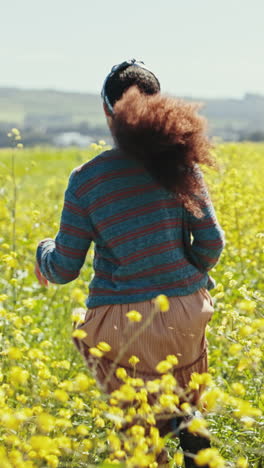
[[0, 141, 263, 467]]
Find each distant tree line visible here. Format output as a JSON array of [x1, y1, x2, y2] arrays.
[[0, 117, 263, 148], [239, 130, 264, 142], [0, 121, 111, 148]]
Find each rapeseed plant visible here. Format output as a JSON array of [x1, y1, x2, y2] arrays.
[[0, 142, 263, 466]]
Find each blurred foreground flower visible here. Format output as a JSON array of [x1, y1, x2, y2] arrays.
[[154, 294, 170, 312], [126, 310, 142, 322]]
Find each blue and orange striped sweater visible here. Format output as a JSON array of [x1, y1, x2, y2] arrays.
[[36, 149, 225, 308]]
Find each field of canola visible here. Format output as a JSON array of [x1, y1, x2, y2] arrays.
[[0, 138, 263, 467]]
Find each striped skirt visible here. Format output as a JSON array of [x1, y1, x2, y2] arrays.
[[72, 287, 214, 406]]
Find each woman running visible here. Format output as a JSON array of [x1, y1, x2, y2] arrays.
[[35, 59, 225, 467]]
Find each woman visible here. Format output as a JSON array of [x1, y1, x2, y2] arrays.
[[35, 59, 225, 467]]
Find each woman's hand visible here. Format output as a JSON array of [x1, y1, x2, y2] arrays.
[[35, 262, 49, 287]]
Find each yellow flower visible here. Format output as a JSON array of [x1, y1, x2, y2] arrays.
[[58, 408, 72, 419], [55, 435, 72, 452], [180, 402, 192, 414], [76, 424, 89, 436], [166, 354, 179, 365], [236, 457, 248, 468], [188, 372, 203, 389], [156, 360, 173, 373], [200, 388, 223, 411], [128, 355, 140, 366], [22, 315, 34, 325], [174, 451, 184, 466], [45, 455, 59, 467], [188, 418, 208, 436], [129, 377, 144, 387], [252, 318, 264, 330], [159, 394, 179, 408], [2, 254, 17, 268], [130, 424, 145, 437], [237, 357, 251, 372], [28, 348, 44, 360], [116, 367, 127, 381], [4, 435, 20, 447], [56, 418, 72, 429], [232, 399, 261, 418], [119, 384, 137, 401], [13, 317, 24, 328], [40, 340, 52, 349], [81, 439, 93, 451], [22, 298, 36, 309], [154, 294, 170, 312], [199, 372, 213, 386], [72, 373, 93, 392], [8, 449, 23, 464], [54, 389, 69, 403], [9, 366, 29, 387], [161, 374, 177, 389], [72, 329, 87, 339], [97, 341, 111, 352], [126, 310, 142, 322], [231, 383, 246, 396], [71, 396, 85, 410], [1, 413, 20, 431], [89, 347, 103, 358], [239, 325, 253, 337], [38, 367, 51, 380], [11, 128, 20, 136], [90, 142, 100, 150], [71, 287, 85, 303], [108, 433, 121, 451], [32, 405, 43, 415], [95, 417, 105, 428], [7, 347, 23, 360], [146, 380, 160, 393], [37, 413, 56, 433], [30, 328, 42, 335], [195, 448, 225, 467], [113, 449, 125, 459]]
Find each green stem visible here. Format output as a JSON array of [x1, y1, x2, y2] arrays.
[[11, 149, 17, 305], [11, 151, 17, 253]]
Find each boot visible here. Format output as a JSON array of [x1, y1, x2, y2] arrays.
[[178, 412, 211, 468]]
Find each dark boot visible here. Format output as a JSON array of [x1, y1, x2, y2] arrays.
[[179, 427, 210, 467], [177, 412, 211, 468]]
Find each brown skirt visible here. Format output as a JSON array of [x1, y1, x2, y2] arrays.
[[72, 287, 214, 403]]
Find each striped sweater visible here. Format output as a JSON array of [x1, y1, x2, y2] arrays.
[[36, 149, 225, 308]]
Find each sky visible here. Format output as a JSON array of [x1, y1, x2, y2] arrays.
[[1, 0, 263, 98]]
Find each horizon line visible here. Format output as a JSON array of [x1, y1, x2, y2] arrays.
[[0, 84, 263, 101]]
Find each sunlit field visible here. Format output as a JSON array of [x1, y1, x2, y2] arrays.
[[0, 137, 263, 468]]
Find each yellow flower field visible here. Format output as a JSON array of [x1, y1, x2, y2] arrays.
[[0, 140, 263, 467]]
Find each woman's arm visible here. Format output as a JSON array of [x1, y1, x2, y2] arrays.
[[186, 184, 225, 273], [36, 172, 93, 284]]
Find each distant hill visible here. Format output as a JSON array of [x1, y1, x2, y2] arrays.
[[196, 93, 264, 139], [0, 87, 264, 145], [0, 87, 105, 127]]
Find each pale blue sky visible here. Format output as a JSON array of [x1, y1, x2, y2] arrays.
[[1, 0, 263, 98]]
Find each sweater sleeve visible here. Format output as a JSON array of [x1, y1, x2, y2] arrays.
[[184, 170, 225, 273], [36, 172, 93, 284]]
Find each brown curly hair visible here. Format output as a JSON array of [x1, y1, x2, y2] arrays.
[[111, 86, 217, 218]]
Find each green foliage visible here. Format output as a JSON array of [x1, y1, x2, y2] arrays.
[[0, 142, 263, 467]]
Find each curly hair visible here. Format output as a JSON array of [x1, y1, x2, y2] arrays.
[[111, 86, 217, 218]]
